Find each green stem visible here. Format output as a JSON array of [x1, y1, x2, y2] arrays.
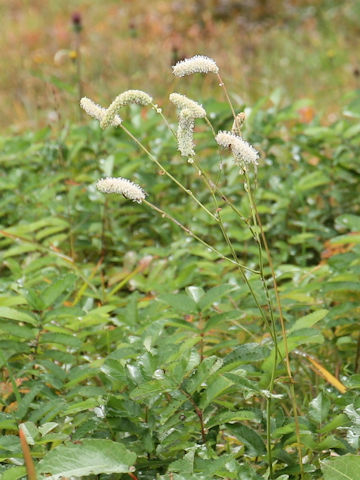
[[217, 73, 236, 119], [151, 103, 177, 137], [143, 199, 259, 274], [121, 124, 218, 222], [204, 116, 217, 137], [194, 160, 269, 323], [251, 184, 304, 479], [75, 30, 83, 121]]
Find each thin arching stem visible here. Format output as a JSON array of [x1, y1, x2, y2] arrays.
[[151, 103, 177, 137], [254, 203, 304, 478], [204, 116, 217, 137], [191, 158, 270, 332], [142, 199, 259, 275], [217, 73, 236, 119], [120, 124, 217, 222]]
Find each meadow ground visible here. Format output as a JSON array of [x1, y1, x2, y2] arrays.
[[1, 0, 360, 131]]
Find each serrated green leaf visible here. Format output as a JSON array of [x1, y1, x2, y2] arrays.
[[224, 343, 269, 365], [19, 421, 39, 445], [226, 423, 266, 456], [38, 422, 58, 436], [0, 412, 17, 430], [169, 447, 195, 474], [203, 310, 239, 332], [335, 214, 360, 231], [0, 321, 36, 339], [0, 306, 38, 326], [185, 286, 205, 303], [158, 293, 198, 314], [289, 309, 328, 333], [36, 439, 136, 479], [130, 379, 174, 400], [330, 234, 360, 245], [40, 332, 82, 348], [2, 466, 27, 480], [197, 284, 234, 311], [321, 455, 360, 480], [40, 274, 76, 308], [199, 375, 233, 409], [206, 409, 260, 428], [263, 333, 324, 371], [295, 171, 330, 192], [308, 393, 330, 423]]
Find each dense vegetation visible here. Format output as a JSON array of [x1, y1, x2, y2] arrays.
[[2, 0, 360, 130], [1, 79, 360, 480]]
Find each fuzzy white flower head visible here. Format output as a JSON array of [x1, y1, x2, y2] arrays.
[[96, 177, 146, 203], [169, 93, 206, 118], [80, 97, 122, 126], [172, 55, 219, 77], [100, 90, 153, 129], [177, 109, 195, 157], [215, 131, 259, 169]]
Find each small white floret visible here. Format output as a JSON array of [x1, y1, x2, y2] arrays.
[[96, 177, 146, 203], [172, 55, 219, 77]]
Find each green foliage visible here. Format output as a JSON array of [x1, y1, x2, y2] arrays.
[[37, 439, 137, 478], [0, 90, 360, 479], [321, 455, 360, 480]]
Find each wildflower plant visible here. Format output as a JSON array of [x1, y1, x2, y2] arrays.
[[80, 55, 308, 479]]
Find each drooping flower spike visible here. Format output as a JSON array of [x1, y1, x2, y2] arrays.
[[172, 55, 219, 77], [169, 93, 206, 118], [80, 97, 122, 126], [100, 90, 153, 129], [96, 177, 146, 203], [215, 131, 259, 169]]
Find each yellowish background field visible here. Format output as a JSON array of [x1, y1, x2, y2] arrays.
[[1, 0, 359, 131]]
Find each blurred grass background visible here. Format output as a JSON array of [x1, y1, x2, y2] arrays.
[[1, 0, 360, 132]]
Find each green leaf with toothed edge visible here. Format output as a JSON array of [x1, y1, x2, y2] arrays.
[[36, 439, 136, 479], [321, 455, 360, 480]]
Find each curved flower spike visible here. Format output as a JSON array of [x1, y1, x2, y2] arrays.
[[96, 177, 146, 203], [100, 90, 153, 129], [80, 97, 122, 126], [169, 93, 206, 118], [215, 131, 259, 169], [172, 55, 219, 77]]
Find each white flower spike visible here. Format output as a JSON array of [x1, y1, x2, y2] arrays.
[[96, 177, 146, 203], [100, 90, 153, 129], [177, 109, 195, 157], [172, 55, 219, 77], [215, 131, 259, 169], [169, 93, 206, 118], [80, 97, 122, 126]]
